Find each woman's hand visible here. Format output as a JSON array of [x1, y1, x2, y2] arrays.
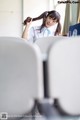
[[23, 17, 32, 26], [26, 17, 32, 28]]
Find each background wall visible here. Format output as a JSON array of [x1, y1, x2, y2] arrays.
[[0, 0, 22, 37]]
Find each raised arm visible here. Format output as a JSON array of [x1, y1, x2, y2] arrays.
[[22, 18, 32, 40]]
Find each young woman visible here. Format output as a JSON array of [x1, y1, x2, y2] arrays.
[[22, 10, 61, 43]]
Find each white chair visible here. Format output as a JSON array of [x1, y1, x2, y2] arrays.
[[47, 36, 80, 116], [35, 36, 67, 54], [0, 37, 44, 119], [35, 36, 68, 99]]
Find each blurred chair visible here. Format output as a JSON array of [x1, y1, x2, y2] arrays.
[[35, 36, 67, 101], [35, 36, 67, 54], [0, 37, 44, 120], [47, 36, 80, 117]]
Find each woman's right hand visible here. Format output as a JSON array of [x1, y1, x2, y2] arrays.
[[23, 17, 32, 26], [26, 17, 32, 28]]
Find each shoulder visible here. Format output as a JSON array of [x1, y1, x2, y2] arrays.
[[30, 26, 42, 33], [31, 26, 41, 30]]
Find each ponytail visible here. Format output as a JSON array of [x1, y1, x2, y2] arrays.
[[54, 21, 61, 35]]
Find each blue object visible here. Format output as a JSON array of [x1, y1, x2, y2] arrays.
[[69, 23, 80, 36]]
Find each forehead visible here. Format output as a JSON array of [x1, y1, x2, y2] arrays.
[[46, 15, 56, 19]]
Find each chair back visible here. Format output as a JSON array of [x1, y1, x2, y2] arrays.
[[0, 37, 44, 118], [35, 36, 66, 54], [47, 36, 80, 115]]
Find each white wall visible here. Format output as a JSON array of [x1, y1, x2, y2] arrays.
[[0, 0, 22, 37]]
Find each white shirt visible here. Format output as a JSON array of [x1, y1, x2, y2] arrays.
[[28, 23, 58, 43]]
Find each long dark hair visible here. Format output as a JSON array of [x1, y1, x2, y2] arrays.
[[23, 10, 61, 35]]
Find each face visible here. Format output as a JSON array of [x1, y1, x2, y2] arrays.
[[45, 16, 57, 28]]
